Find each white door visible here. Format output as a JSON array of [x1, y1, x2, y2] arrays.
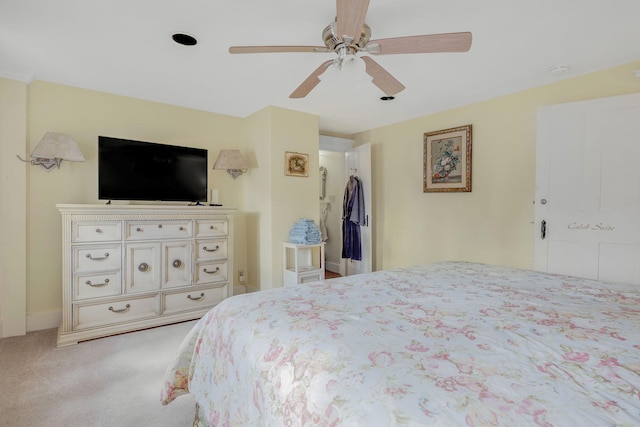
[[343, 142, 372, 276], [534, 93, 640, 285]]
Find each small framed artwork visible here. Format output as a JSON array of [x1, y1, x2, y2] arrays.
[[285, 151, 309, 177], [423, 124, 472, 192]]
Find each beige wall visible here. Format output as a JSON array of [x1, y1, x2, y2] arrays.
[[354, 61, 640, 271], [268, 107, 320, 288], [0, 78, 28, 337], [244, 107, 273, 292], [244, 106, 320, 291]]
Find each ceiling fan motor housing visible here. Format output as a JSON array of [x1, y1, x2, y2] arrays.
[[323, 21, 371, 53]]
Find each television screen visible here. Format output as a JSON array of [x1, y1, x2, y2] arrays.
[[98, 136, 208, 202]]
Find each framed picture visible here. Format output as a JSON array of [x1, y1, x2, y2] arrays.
[[423, 124, 472, 192], [285, 151, 309, 177]]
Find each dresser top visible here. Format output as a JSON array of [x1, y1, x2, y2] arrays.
[[56, 204, 235, 215]]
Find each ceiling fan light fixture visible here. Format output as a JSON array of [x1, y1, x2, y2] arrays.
[[318, 55, 369, 91], [317, 64, 340, 86], [339, 54, 366, 79]]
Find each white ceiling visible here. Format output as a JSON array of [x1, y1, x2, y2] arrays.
[[1, 0, 639, 135]]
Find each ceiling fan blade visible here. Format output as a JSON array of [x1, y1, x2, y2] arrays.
[[361, 56, 405, 96], [367, 32, 472, 55], [289, 60, 334, 99], [229, 46, 329, 54], [336, 0, 370, 43]]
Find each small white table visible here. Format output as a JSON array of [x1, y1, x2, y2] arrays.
[[282, 242, 325, 287]]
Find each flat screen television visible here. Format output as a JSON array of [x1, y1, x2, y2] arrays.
[[98, 136, 208, 202]]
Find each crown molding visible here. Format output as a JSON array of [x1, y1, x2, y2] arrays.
[[0, 70, 36, 84]]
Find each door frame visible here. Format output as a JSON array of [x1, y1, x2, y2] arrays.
[[319, 136, 373, 276]]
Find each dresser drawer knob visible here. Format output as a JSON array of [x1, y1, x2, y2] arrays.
[[86, 278, 109, 287], [209, 225, 215, 230], [203, 245, 220, 252], [203, 267, 220, 274], [179, 226, 185, 231], [108, 304, 130, 313], [187, 293, 205, 301], [158, 224, 163, 229], [136, 227, 143, 232], [95, 228, 102, 233], [138, 262, 149, 272], [172, 259, 183, 268], [86, 253, 109, 260]]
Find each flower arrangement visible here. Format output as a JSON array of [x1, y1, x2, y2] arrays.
[[432, 139, 460, 182]]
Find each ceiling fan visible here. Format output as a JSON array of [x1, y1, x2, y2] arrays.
[[229, 0, 472, 99]]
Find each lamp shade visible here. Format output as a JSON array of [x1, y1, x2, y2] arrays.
[[213, 149, 248, 179], [32, 132, 85, 162], [213, 149, 247, 170]]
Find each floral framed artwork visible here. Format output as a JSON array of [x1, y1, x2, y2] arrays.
[[423, 124, 472, 192], [285, 151, 309, 177]]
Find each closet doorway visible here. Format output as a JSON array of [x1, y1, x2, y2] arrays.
[[320, 136, 372, 276]]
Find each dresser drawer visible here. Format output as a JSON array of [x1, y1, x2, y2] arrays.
[[74, 295, 159, 330], [162, 284, 228, 316], [195, 261, 228, 285], [299, 270, 324, 284], [196, 239, 228, 261], [73, 221, 121, 242], [195, 219, 228, 238], [74, 245, 121, 272], [74, 271, 121, 300], [125, 221, 192, 240]]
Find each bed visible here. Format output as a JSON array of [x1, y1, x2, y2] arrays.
[[161, 261, 640, 426]]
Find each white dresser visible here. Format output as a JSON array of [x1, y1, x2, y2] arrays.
[[56, 204, 234, 347]]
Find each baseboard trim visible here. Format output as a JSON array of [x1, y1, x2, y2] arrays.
[[326, 261, 340, 273], [26, 310, 61, 332]]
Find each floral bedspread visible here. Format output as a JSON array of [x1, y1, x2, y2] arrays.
[[161, 262, 640, 426]]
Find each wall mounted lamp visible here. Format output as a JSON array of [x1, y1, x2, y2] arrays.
[[17, 132, 85, 171], [213, 149, 248, 179]]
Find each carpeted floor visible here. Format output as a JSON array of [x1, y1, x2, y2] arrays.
[[0, 320, 198, 427]]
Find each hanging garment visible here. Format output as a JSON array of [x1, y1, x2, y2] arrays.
[[342, 175, 365, 261], [320, 202, 330, 242]]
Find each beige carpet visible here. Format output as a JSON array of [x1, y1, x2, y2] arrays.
[[0, 320, 198, 427]]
